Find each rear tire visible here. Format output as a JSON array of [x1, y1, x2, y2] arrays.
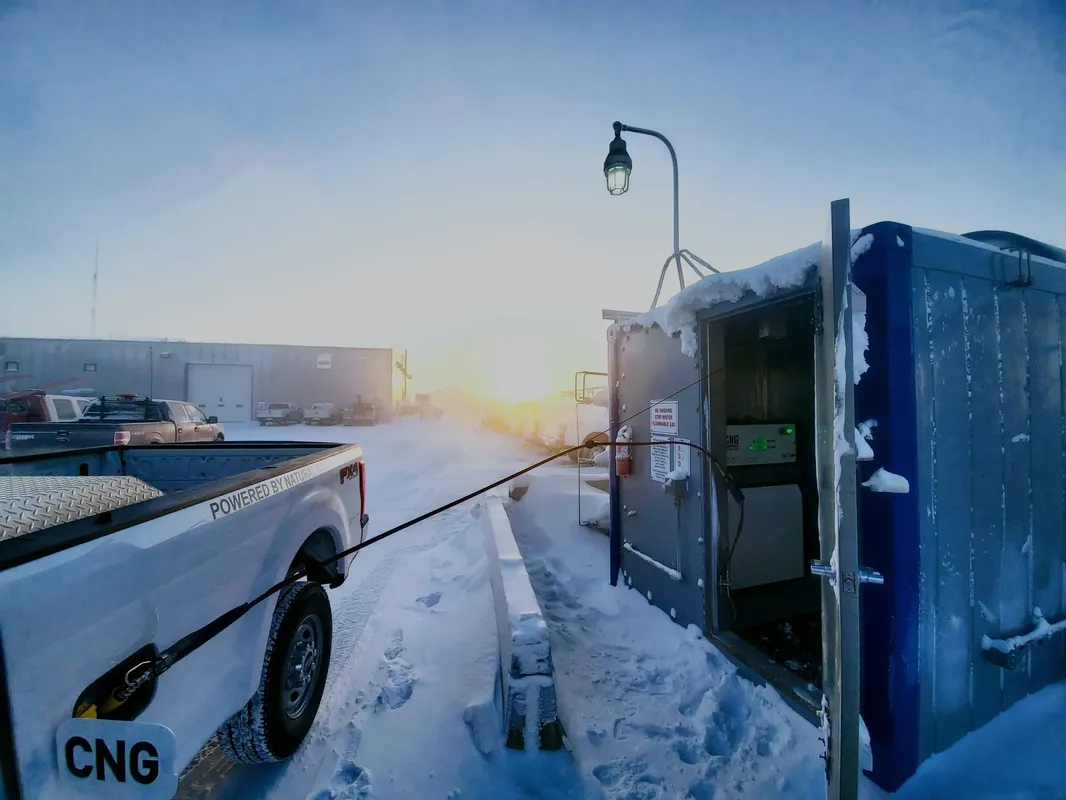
[[218, 582, 333, 764], [214, 434, 225, 442]]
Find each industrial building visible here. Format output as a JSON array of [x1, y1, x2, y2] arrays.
[[0, 337, 393, 423]]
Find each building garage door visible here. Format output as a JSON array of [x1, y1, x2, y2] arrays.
[[187, 364, 253, 422]]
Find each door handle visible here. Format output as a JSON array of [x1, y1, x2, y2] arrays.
[[810, 560, 884, 590], [177, 427, 183, 433]]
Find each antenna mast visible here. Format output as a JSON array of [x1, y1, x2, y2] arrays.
[[91, 240, 99, 338]]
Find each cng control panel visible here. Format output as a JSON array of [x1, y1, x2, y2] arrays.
[[725, 424, 797, 466]]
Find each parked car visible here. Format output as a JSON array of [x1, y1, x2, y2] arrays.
[[0, 390, 93, 449], [258, 402, 304, 426], [0, 438, 369, 798], [397, 393, 443, 419], [4, 395, 225, 454], [343, 395, 377, 426], [307, 402, 343, 425]]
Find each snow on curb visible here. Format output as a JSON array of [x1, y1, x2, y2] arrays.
[[480, 495, 563, 751]]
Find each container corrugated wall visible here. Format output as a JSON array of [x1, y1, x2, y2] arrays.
[[909, 229, 1066, 761]]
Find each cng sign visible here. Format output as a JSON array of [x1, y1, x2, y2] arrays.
[[56, 718, 178, 799]]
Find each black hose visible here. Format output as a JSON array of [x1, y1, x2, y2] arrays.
[[114, 437, 740, 696]]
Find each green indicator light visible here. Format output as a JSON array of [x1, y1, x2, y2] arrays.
[[784, 426, 794, 435], [748, 438, 769, 451]]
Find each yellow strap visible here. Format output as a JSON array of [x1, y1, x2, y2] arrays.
[[74, 703, 98, 719]]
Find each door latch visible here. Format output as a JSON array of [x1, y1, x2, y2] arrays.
[[810, 560, 884, 589]]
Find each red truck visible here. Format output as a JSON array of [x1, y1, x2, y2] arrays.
[[0, 390, 92, 449]]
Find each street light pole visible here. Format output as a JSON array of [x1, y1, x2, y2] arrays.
[[616, 124, 680, 279], [603, 121, 718, 310]]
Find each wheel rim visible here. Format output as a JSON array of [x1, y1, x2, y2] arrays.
[[282, 612, 323, 719]]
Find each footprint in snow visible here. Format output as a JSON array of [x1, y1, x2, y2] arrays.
[[376, 632, 415, 711], [416, 591, 442, 608], [332, 761, 375, 799], [592, 756, 665, 797]]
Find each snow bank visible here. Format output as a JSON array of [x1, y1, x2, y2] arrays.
[[480, 496, 563, 750], [579, 489, 610, 530], [893, 680, 1066, 799], [619, 241, 823, 356]]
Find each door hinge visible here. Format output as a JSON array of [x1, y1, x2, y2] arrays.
[[812, 285, 824, 338]]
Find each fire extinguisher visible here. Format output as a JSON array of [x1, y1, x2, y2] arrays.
[[615, 425, 633, 477]]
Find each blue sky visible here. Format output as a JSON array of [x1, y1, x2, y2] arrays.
[[1, 0, 1063, 397]]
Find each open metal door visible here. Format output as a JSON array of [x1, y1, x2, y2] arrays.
[[812, 198, 862, 800]]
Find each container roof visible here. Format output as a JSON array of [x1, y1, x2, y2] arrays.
[[615, 239, 825, 357]]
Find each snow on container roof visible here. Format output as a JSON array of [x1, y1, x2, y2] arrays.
[[617, 242, 821, 357], [614, 236, 847, 357], [617, 223, 1064, 359]]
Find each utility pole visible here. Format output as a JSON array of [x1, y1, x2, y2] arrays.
[[91, 240, 99, 338], [394, 350, 412, 404]]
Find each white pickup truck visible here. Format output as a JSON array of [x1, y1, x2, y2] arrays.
[[0, 439, 369, 799]]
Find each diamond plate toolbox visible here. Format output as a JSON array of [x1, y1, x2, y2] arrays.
[[0, 476, 164, 542]]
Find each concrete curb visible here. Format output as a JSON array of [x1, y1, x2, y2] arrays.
[[481, 494, 563, 751]]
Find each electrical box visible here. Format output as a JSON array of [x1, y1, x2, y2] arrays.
[[725, 484, 805, 590], [725, 423, 798, 466]]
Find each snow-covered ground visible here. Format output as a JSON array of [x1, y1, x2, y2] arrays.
[[507, 472, 1066, 800], [177, 419, 586, 799], [176, 419, 1066, 800], [506, 472, 830, 799]]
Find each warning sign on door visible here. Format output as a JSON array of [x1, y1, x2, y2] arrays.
[[649, 400, 678, 436], [650, 435, 672, 483]]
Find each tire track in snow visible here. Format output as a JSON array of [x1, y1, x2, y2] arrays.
[[178, 421, 535, 798]]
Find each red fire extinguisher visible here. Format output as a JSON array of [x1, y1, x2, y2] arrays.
[[615, 425, 633, 477]]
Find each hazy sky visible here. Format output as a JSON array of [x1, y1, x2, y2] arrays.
[[2, 1, 1063, 399]]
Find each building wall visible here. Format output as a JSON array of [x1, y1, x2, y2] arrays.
[[0, 338, 393, 420]]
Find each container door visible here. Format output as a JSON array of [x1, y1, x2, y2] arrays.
[[812, 198, 862, 800]]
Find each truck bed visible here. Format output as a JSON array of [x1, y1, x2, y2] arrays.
[[0, 441, 343, 571]]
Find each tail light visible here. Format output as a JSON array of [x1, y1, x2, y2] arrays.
[[358, 460, 367, 523], [114, 431, 131, 446]]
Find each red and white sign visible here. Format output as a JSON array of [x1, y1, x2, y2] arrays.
[[649, 400, 678, 436]]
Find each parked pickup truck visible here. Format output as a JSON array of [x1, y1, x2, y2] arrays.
[[307, 402, 343, 426], [4, 395, 225, 454], [343, 395, 377, 426], [0, 440, 369, 799], [0, 390, 93, 449], [257, 402, 304, 426]]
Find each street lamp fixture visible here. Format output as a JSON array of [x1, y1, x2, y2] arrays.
[[603, 122, 632, 196], [603, 120, 718, 310]]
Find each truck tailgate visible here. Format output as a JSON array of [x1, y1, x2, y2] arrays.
[[7, 423, 123, 453], [7, 423, 175, 453]]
